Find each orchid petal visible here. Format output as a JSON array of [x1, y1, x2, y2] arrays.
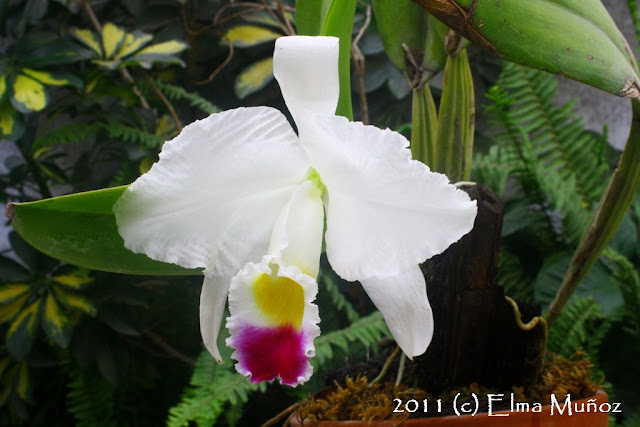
[[297, 112, 477, 281], [226, 257, 320, 386], [359, 265, 433, 358], [273, 36, 339, 122], [114, 107, 310, 276], [268, 180, 325, 278], [199, 274, 231, 362]]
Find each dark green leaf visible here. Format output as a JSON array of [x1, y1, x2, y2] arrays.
[[9, 187, 202, 275]]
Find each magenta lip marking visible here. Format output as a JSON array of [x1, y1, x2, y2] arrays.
[[232, 323, 309, 385]]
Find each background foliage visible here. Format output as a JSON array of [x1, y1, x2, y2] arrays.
[[0, 0, 638, 425]]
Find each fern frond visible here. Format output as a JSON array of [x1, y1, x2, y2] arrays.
[[485, 63, 610, 244], [602, 247, 640, 335], [167, 351, 265, 427], [151, 80, 220, 115], [318, 270, 359, 323], [34, 123, 101, 150], [66, 369, 117, 427], [471, 145, 510, 196], [497, 248, 533, 301], [547, 297, 606, 358], [313, 311, 390, 366], [104, 120, 164, 148]]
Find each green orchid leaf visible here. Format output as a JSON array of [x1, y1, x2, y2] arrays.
[[223, 25, 281, 48], [8, 187, 202, 276], [234, 57, 274, 99], [6, 299, 41, 359], [296, 0, 331, 36], [42, 292, 72, 348], [416, 0, 640, 98], [10, 74, 49, 113], [320, 0, 357, 120]]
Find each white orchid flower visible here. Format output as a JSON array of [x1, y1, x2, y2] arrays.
[[113, 35, 477, 386]]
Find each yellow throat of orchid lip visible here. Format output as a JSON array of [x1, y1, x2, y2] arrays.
[[252, 272, 304, 329]]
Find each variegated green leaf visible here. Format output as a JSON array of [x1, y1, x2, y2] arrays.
[[16, 362, 30, 401], [224, 25, 281, 47], [70, 27, 103, 56], [0, 75, 6, 102], [0, 284, 31, 304], [52, 287, 97, 316], [0, 102, 24, 140], [115, 32, 153, 59], [134, 40, 189, 57], [7, 299, 41, 359], [10, 75, 49, 113], [234, 57, 274, 99], [42, 292, 71, 348], [0, 294, 29, 323], [101, 22, 128, 59], [52, 274, 93, 290], [92, 59, 122, 70], [22, 68, 82, 88]]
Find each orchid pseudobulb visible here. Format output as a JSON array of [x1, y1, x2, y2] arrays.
[[113, 36, 477, 386]]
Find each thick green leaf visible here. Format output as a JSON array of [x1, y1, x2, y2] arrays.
[[320, 0, 356, 119], [8, 187, 201, 275], [296, 0, 331, 36], [418, 0, 640, 98]]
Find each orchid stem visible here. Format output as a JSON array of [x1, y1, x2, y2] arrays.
[[395, 353, 406, 387], [546, 99, 640, 326], [369, 346, 401, 386]]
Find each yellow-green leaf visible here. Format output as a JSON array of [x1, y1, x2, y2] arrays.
[[101, 22, 128, 59], [42, 292, 71, 347], [0, 284, 31, 304], [10, 75, 48, 113], [0, 75, 6, 101], [70, 27, 103, 56], [224, 25, 281, 47], [0, 102, 23, 139], [0, 365, 12, 406], [22, 68, 80, 87], [0, 358, 9, 378], [16, 362, 30, 401], [0, 294, 29, 323], [115, 32, 153, 59], [52, 274, 94, 289], [53, 287, 96, 316], [92, 59, 122, 70], [234, 57, 274, 99], [7, 299, 40, 359], [134, 40, 189, 57]]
